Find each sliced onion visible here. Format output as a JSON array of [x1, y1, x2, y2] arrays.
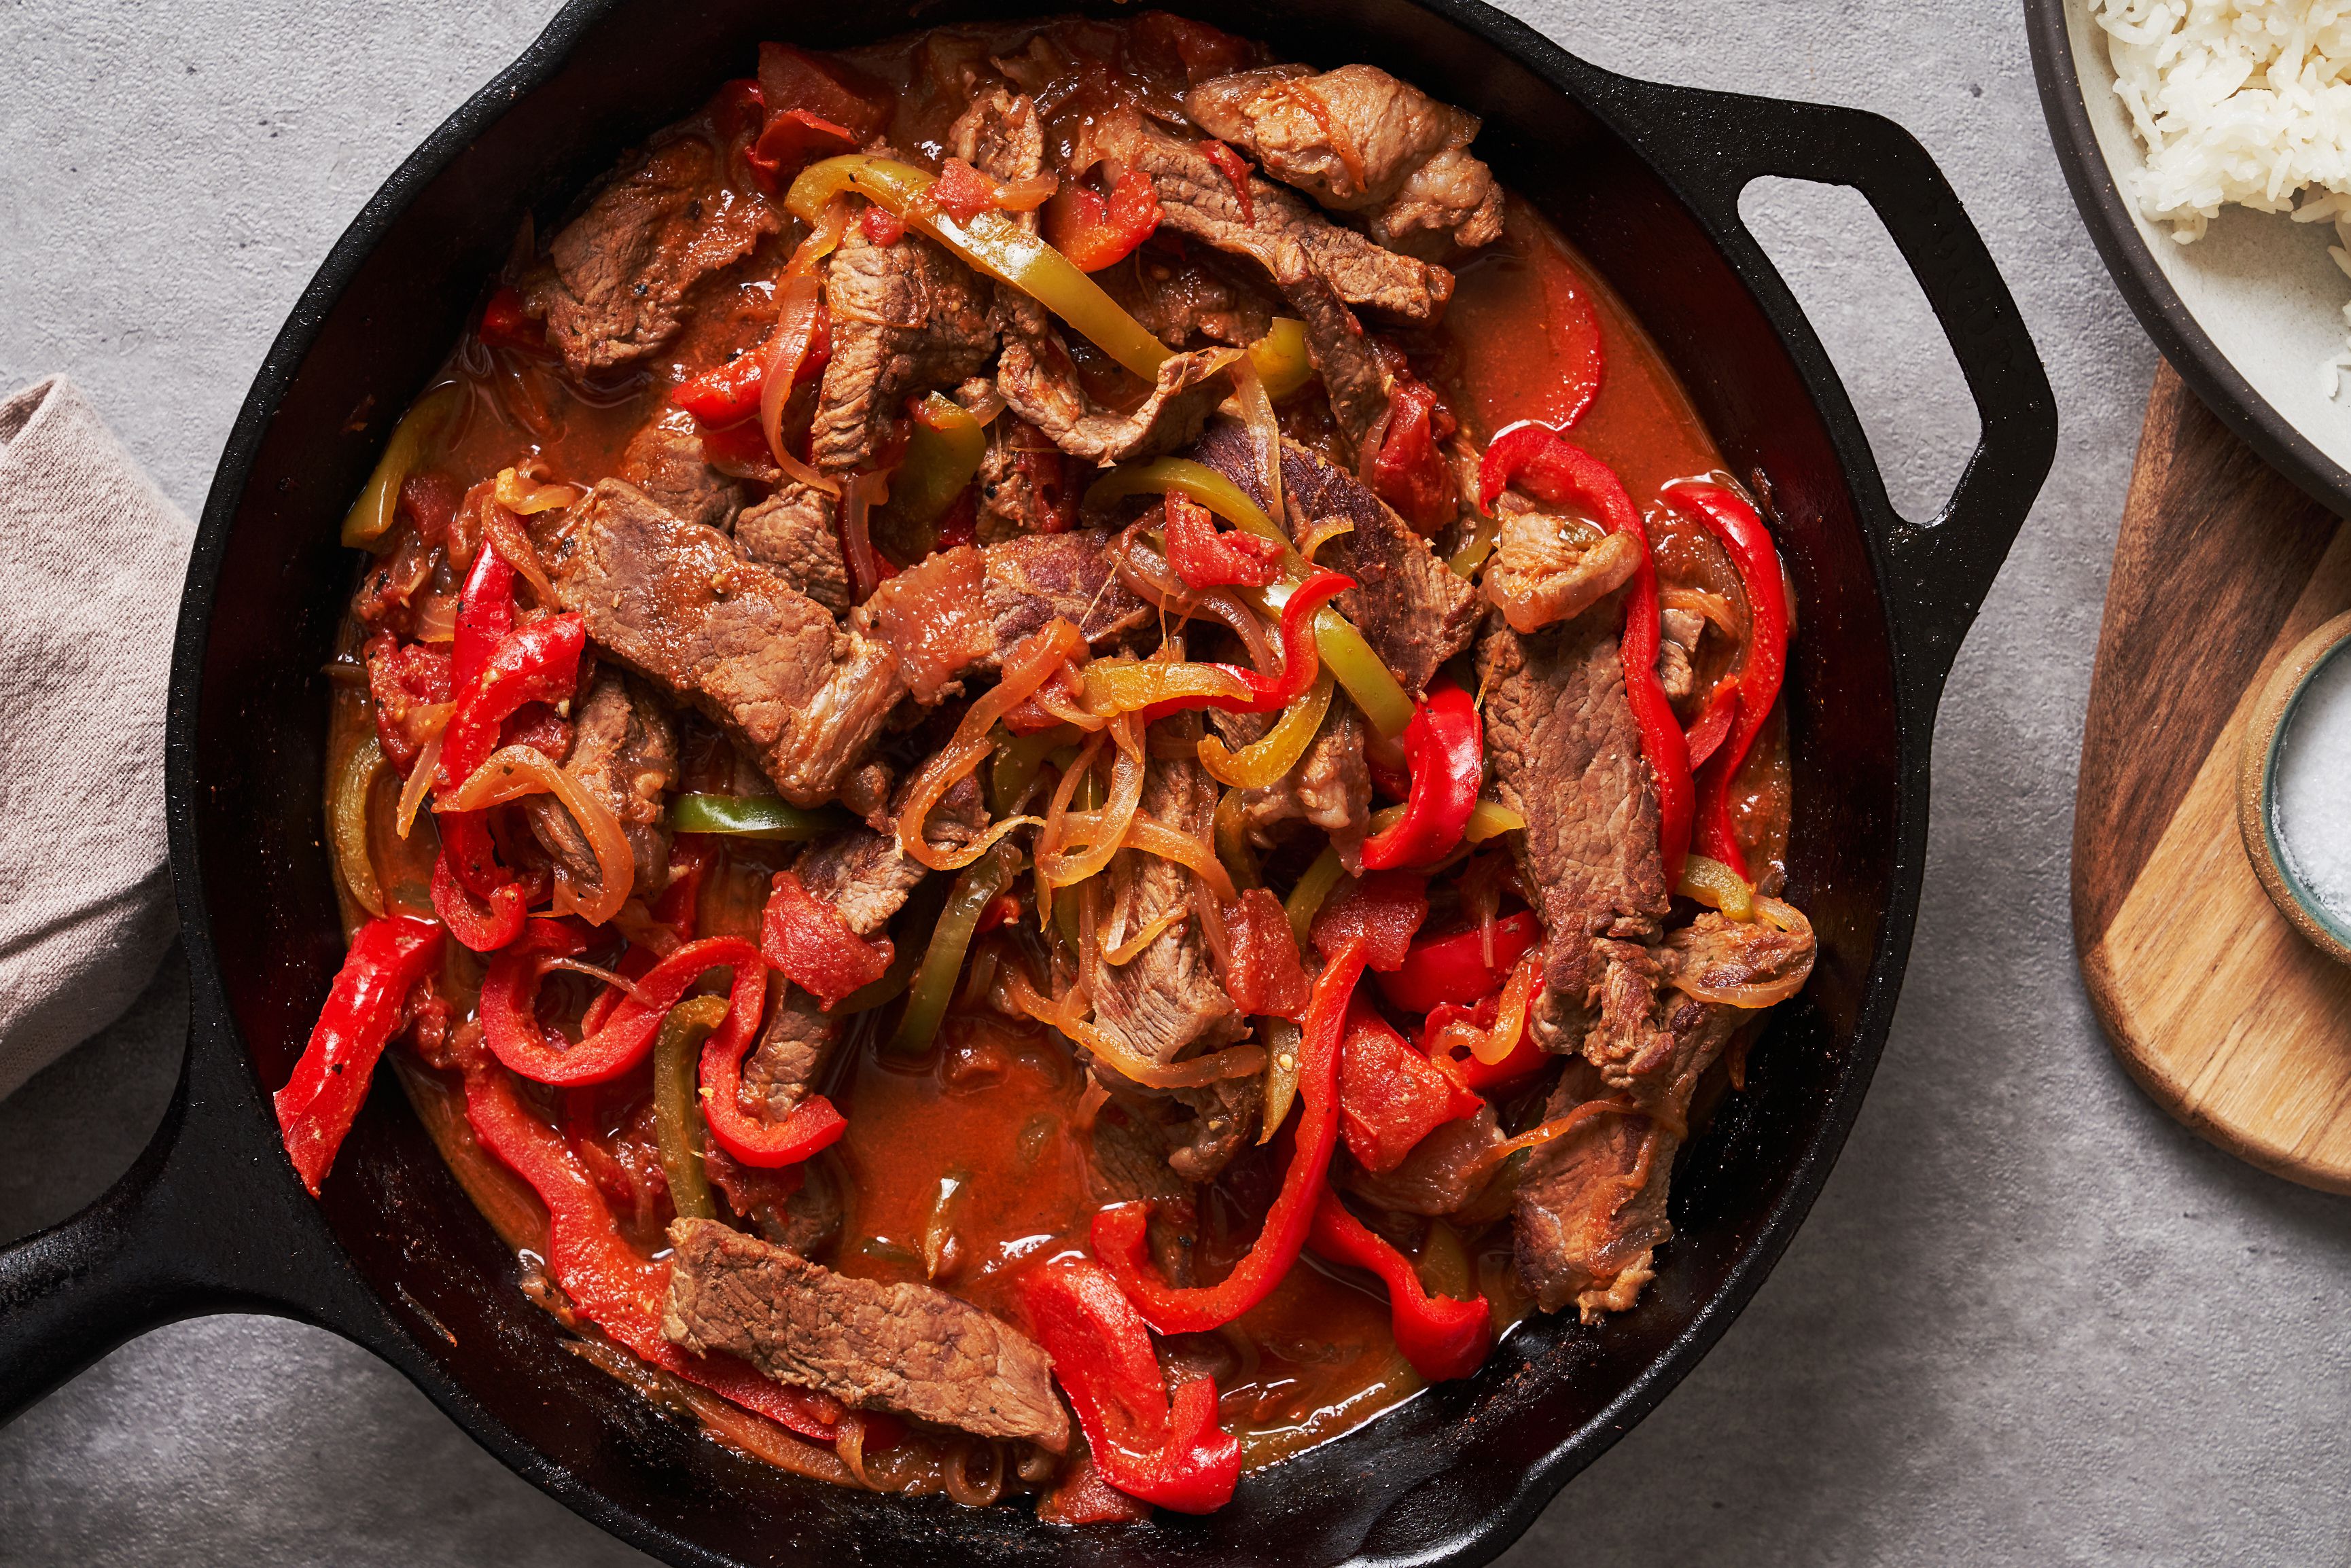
[[1101, 905, 1185, 965], [481, 500, 559, 607], [1661, 584, 1740, 641], [1036, 713, 1145, 889], [993, 172, 1061, 212], [1033, 730, 1109, 923], [543, 956, 652, 1005], [494, 465, 582, 515], [895, 618, 1086, 872], [1231, 352, 1282, 531], [408, 593, 460, 644], [998, 962, 1265, 1090], [396, 734, 443, 840], [331, 734, 389, 918], [439, 743, 635, 927], [1297, 517, 1354, 562], [1462, 1097, 1641, 1181], [841, 470, 889, 603], [1665, 898, 1814, 1009], [762, 205, 851, 493], [1114, 533, 1280, 677], [1118, 812, 1237, 903]]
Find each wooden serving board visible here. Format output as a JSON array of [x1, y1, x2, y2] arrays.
[[2074, 359, 2351, 1194]]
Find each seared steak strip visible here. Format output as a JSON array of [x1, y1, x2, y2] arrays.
[[812, 224, 997, 476], [662, 1217, 1070, 1450], [524, 669, 677, 899], [522, 135, 778, 376], [548, 480, 904, 806], [1090, 756, 1243, 1070], [1187, 421, 1479, 696]]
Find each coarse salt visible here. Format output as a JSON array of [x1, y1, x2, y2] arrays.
[[2272, 641, 2351, 921]]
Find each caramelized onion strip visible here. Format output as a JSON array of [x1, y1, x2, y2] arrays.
[[896, 619, 1087, 872], [439, 744, 635, 926], [997, 963, 1265, 1090]]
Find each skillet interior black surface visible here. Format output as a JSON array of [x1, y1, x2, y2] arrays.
[[0, 1, 2053, 1563]]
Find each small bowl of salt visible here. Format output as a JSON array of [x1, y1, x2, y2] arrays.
[[2240, 610, 2351, 966]]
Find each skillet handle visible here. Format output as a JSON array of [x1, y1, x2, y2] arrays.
[[1599, 77, 2057, 709], [0, 1020, 369, 1423]]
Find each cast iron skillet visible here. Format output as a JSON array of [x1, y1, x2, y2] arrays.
[[0, 1, 2053, 1561]]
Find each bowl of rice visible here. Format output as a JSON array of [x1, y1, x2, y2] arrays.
[[2028, 0, 2351, 516]]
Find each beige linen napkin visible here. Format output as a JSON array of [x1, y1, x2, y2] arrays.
[[0, 376, 192, 1101]]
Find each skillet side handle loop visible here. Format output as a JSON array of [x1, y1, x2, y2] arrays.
[[0, 1017, 369, 1424], [1606, 79, 2059, 712]]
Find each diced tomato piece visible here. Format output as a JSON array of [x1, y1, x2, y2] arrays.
[[760, 868, 894, 1009], [861, 203, 908, 246], [930, 157, 1000, 224], [1163, 492, 1281, 589], [1370, 368, 1459, 533], [499, 700, 571, 758], [478, 286, 544, 351], [1044, 170, 1162, 272], [397, 471, 467, 546], [1221, 889, 1311, 1018], [1199, 140, 1255, 226], [1310, 871, 1429, 973], [1337, 997, 1481, 1174], [1129, 12, 1256, 84], [756, 42, 890, 144], [364, 633, 454, 776]]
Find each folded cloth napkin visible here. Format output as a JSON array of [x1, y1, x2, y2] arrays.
[[0, 377, 193, 1101]]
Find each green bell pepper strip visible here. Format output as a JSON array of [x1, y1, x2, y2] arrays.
[[1085, 459, 1415, 736], [652, 994, 730, 1222], [875, 392, 987, 548], [785, 154, 1169, 382], [1248, 317, 1315, 400], [1284, 844, 1347, 949], [888, 846, 1021, 1058], [669, 794, 851, 840], [341, 383, 463, 552], [1256, 1016, 1303, 1147], [989, 724, 1078, 817]]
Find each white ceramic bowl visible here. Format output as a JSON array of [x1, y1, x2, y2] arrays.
[[2028, 0, 2351, 516]]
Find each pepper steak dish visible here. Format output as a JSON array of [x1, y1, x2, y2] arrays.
[[281, 14, 1815, 1522]]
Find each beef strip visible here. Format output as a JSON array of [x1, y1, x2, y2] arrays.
[[1212, 695, 1371, 869], [1483, 491, 1644, 635], [548, 480, 904, 806], [1101, 248, 1278, 350], [1187, 421, 1479, 695], [1093, 109, 1444, 447], [1339, 1102, 1504, 1217], [525, 669, 677, 899], [1475, 609, 1669, 1049], [950, 89, 1053, 343], [707, 1147, 846, 1256], [1655, 606, 1704, 702], [1167, 1075, 1262, 1183], [1084, 1100, 1198, 1286], [811, 225, 997, 475], [617, 410, 744, 534], [740, 778, 991, 1118], [662, 1217, 1070, 1449], [522, 135, 779, 377], [975, 416, 1070, 542], [997, 329, 1236, 465], [1090, 756, 1244, 1072], [1515, 912, 1812, 1321], [1186, 64, 1504, 258], [734, 482, 849, 613], [972, 529, 1154, 671]]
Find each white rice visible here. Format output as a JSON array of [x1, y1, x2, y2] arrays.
[[2094, 0, 2351, 393]]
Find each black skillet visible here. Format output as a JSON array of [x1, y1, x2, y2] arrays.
[[0, 1, 2053, 1561]]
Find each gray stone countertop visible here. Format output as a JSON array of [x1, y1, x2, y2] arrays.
[[3, 2, 2344, 1563]]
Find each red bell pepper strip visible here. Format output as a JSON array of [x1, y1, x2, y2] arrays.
[[1309, 870, 1428, 972], [756, 42, 889, 144], [438, 613, 588, 792], [671, 306, 832, 428], [1307, 1190, 1492, 1383], [458, 1050, 845, 1440], [1023, 1256, 1242, 1513], [1095, 942, 1366, 1332], [453, 541, 516, 692], [481, 923, 765, 1088], [275, 916, 444, 1195], [478, 286, 544, 352], [1164, 492, 1280, 590], [751, 109, 862, 187], [760, 869, 894, 1010], [1420, 988, 1545, 1091], [1336, 995, 1481, 1175], [1479, 427, 1691, 883], [1682, 681, 1739, 773], [1138, 567, 1354, 725], [698, 1024, 849, 1170], [1359, 676, 1481, 870], [1665, 482, 1790, 880], [430, 838, 527, 952], [1375, 909, 1542, 1015], [1043, 169, 1163, 272]]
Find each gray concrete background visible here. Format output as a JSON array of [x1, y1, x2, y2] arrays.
[[2, 1, 2343, 1563]]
